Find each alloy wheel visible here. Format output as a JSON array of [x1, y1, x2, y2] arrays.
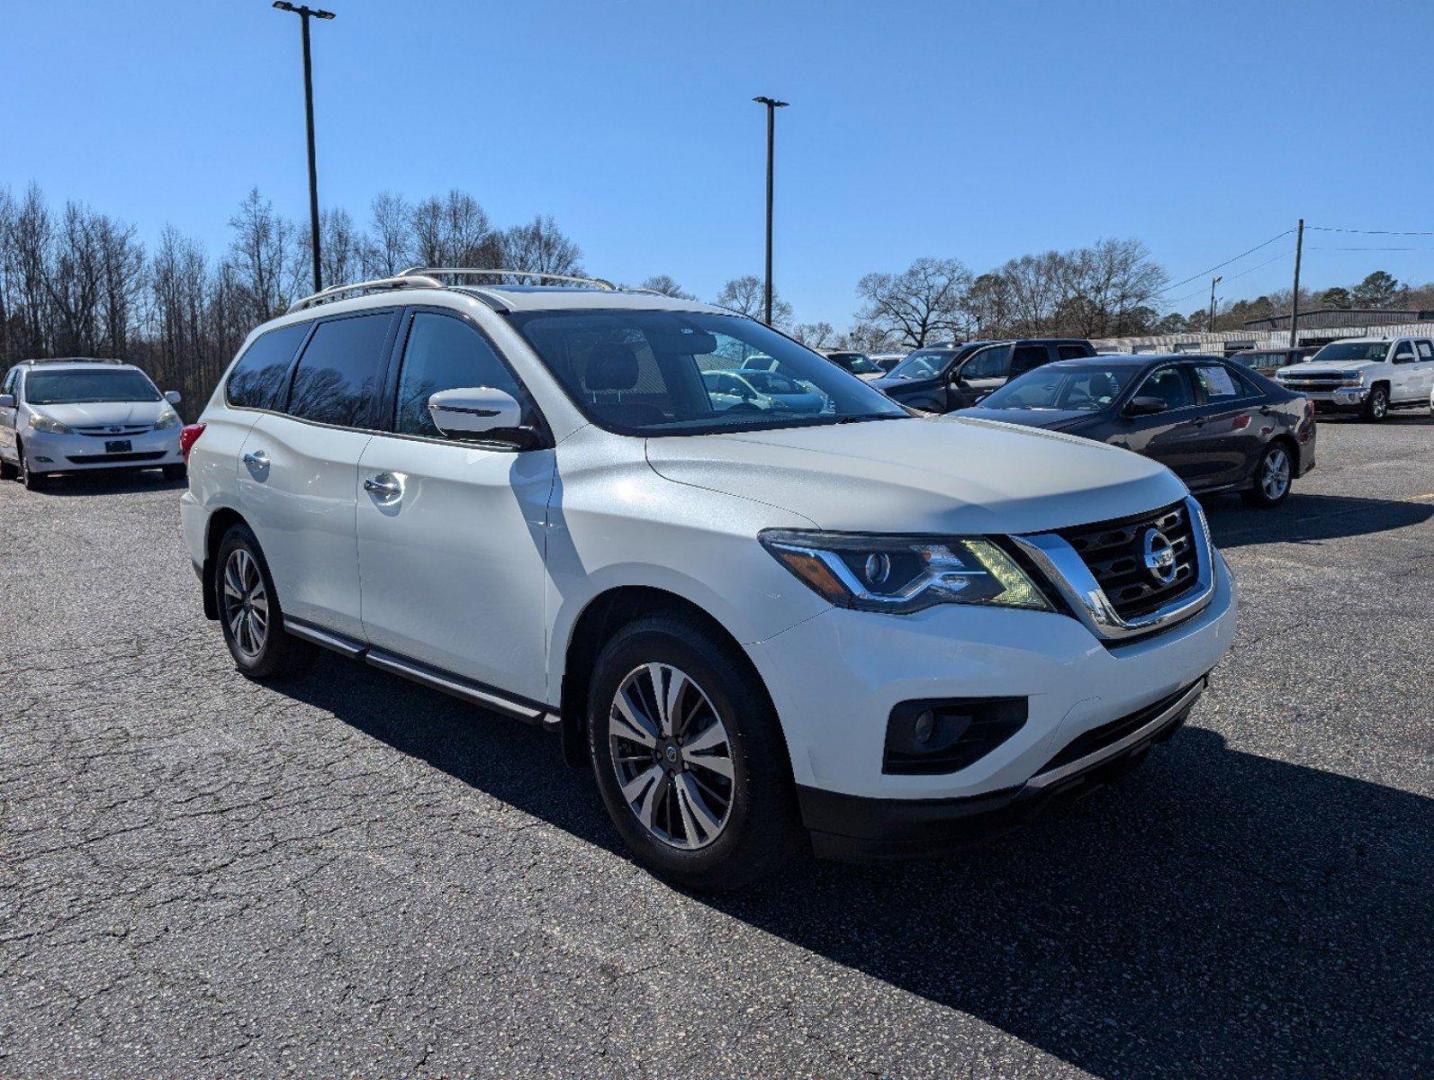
[[1260, 446, 1291, 501], [1371, 390, 1388, 419], [222, 547, 270, 661], [608, 662, 735, 851]]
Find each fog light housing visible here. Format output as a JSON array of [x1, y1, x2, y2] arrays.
[[883, 697, 1028, 775]]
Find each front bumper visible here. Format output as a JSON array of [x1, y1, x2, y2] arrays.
[[1282, 386, 1367, 411], [799, 677, 1206, 859], [747, 540, 1236, 837], [22, 427, 183, 472]]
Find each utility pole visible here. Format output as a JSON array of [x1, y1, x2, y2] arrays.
[[1288, 218, 1305, 348], [273, 2, 336, 295], [1209, 275, 1222, 333], [752, 96, 789, 325]]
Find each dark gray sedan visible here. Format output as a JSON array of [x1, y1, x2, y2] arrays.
[[954, 354, 1317, 507]]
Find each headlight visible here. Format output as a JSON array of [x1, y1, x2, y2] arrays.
[[760, 530, 1053, 614], [1342, 371, 1366, 385], [153, 409, 180, 430], [28, 413, 72, 434]]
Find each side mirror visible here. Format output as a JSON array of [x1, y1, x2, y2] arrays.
[[1125, 396, 1169, 417], [1394, 352, 1415, 364], [428, 386, 525, 441], [164, 390, 182, 405], [0, 394, 14, 409]]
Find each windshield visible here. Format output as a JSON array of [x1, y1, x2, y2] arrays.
[[888, 349, 958, 380], [509, 309, 907, 436], [1309, 342, 1388, 363], [981, 364, 1139, 412], [1233, 353, 1280, 367], [26, 368, 161, 405], [830, 353, 881, 375]]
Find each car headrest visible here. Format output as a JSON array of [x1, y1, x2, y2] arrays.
[[586, 343, 639, 391]]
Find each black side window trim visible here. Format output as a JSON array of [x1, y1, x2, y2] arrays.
[[278, 308, 402, 429], [375, 305, 552, 448]]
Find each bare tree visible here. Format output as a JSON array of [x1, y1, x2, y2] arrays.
[[855, 257, 969, 348], [792, 321, 834, 348], [500, 214, 583, 279], [227, 188, 298, 322], [367, 191, 412, 276], [95, 214, 146, 358], [409, 190, 500, 268], [714, 274, 792, 327], [637, 274, 694, 299], [309, 207, 363, 289]]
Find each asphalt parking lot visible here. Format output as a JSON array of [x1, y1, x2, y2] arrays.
[[2, 415, 1430, 1078]]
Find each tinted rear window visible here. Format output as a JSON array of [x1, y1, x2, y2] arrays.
[[286, 312, 397, 427], [226, 324, 310, 410]]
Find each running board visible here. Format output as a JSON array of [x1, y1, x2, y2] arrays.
[[284, 618, 559, 729]]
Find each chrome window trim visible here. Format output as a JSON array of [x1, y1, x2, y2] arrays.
[[1010, 495, 1216, 643]]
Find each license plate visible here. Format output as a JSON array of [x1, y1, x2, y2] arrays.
[[105, 440, 132, 453]]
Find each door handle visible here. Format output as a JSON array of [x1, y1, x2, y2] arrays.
[[241, 450, 269, 468], [364, 473, 402, 499]]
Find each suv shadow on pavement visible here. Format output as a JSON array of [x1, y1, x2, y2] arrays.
[[1202, 492, 1434, 548], [277, 653, 1430, 1079]]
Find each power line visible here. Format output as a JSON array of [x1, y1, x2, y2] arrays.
[[1161, 248, 1296, 310], [1156, 228, 1295, 295], [1307, 224, 1434, 237], [1306, 245, 1434, 252]]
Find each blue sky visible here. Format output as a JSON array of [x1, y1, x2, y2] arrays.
[[4, 0, 1432, 327]]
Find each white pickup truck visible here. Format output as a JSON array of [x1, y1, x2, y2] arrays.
[[1275, 336, 1434, 420]]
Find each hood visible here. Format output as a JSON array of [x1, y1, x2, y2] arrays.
[[32, 400, 170, 428], [646, 415, 1186, 536], [1276, 361, 1376, 377], [873, 374, 937, 393], [954, 406, 1093, 432]]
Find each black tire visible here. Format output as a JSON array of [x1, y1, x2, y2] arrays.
[[17, 441, 44, 491], [162, 463, 187, 481], [1361, 384, 1389, 422], [0, 457, 16, 481], [214, 523, 316, 680], [587, 614, 804, 892], [1242, 441, 1294, 508]]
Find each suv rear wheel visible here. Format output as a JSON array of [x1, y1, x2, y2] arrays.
[[587, 614, 803, 891], [215, 523, 315, 680]]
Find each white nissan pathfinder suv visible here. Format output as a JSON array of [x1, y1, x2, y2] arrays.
[[181, 270, 1237, 889], [0, 358, 185, 489]]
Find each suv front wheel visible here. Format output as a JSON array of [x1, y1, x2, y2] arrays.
[[214, 523, 315, 680], [587, 614, 803, 891], [1362, 384, 1389, 421]]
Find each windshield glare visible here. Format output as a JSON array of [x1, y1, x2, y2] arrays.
[[509, 310, 907, 436], [830, 353, 881, 375], [980, 365, 1137, 412], [26, 368, 161, 405], [888, 350, 957, 380], [1310, 342, 1388, 363]]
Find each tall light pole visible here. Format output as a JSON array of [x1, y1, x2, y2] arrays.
[[752, 96, 788, 325], [1209, 275, 1222, 332], [273, 2, 336, 294]]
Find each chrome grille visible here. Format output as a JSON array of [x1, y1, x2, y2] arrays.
[[1058, 502, 1199, 620], [74, 424, 152, 437]]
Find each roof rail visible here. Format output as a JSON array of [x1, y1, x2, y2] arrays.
[[22, 356, 127, 365], [288, 273, 445, 313], [399, 267, 618, 291]]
